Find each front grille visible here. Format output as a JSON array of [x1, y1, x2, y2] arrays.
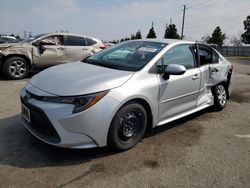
[[21, 97, 61, 144]]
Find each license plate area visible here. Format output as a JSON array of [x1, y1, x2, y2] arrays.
[[21, 104, 31, 123]]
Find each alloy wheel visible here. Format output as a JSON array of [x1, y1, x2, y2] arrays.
[[217, 85, 227, 106], [9, 60, 27, 78]]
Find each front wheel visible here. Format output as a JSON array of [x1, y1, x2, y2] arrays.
[[2, 57, 29, 80], [108, 103, 147, 151], [213, 84, 227, 111]]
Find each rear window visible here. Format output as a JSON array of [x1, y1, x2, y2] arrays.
[[64, 36, 86, 46], [199, 47, 212, 66]]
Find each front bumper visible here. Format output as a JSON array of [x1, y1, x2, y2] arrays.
[[20, 83, 121, 148]]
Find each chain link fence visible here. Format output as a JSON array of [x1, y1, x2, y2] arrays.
[[220, 46, 250, 56]]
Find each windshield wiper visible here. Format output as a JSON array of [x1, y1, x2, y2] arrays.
[[94, 62, 119, 69], [85, 61, 120, 70]]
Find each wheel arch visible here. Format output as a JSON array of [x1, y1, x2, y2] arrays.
[[2, 54, 32, 70], [212, 81, 228, 99], [212, 67, 233, 100], [117, 98, 153, 134]]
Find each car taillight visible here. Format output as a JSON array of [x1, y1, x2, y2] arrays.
[[99, 43, 107, 49]]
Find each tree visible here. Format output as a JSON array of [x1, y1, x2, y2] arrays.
[[146, 22, 157, 38], [135, 30, 142, 39], [229, 34, 242, 46], [131, 34, 136, 40], [130, 30, 142, 40], [15, 35, 21, 40], [200, 35, 210, 44], [164, 24, 180, 39], [124, 37, 130, 41], [241, 15, 250, 44], [206, 26, 226, 47]]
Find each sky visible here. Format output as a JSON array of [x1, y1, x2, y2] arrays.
[[0, 0, 249, 42]]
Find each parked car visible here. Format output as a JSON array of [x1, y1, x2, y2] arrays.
[[0, 36, 17, 44], [0, 33, 106, 79], [20, 39, 234, 151], [104, 42, 115, 47]]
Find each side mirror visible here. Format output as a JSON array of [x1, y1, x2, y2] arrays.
[[163, 64, 186, 80], [32, 41, 40, 47], [32, 41, 46, 54]]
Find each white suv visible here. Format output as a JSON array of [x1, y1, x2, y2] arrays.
[[0, 33, 106, 79]]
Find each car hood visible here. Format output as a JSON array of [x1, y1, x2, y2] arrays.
[[29, 62, 134, 96], [0, 42, 29, 48], [0, 42, 32, 53], [0, 42, 20, 48]]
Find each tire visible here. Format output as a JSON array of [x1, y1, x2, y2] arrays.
[[2, 57, 29, 80], [108, 103, 147, 151], [213, 83, 227, 111]]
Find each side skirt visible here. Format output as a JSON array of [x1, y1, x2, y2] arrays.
[[157, 99, 214, 126]]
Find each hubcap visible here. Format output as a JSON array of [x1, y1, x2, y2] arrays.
[[9, 60, 26, 77], [217, 85, 226, 106]]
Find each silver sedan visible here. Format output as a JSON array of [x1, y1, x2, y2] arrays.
[[20, 39, 234, 150]]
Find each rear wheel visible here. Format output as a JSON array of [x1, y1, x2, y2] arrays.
[[2, 57, 29, 80], [108, 103, 147, 151], [213, 83, 227, 111]]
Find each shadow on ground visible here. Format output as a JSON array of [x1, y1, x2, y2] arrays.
[[0, 72, 36, 81], [0, 105, 213, 169]]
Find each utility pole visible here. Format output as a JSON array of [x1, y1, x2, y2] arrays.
[[181, 5, 187, 40]]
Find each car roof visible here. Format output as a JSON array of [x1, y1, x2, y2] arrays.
[[41, 32, 101, 42], [45, 32, 94, 38], [128, 38, 195, 45]]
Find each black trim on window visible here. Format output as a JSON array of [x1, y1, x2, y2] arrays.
[[197, 44, 213, 67]]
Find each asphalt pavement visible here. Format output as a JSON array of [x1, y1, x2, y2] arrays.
[[0, 58, 249, 188]]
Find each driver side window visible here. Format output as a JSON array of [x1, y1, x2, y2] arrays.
[[40, 35, 63, 45], [156, 44, 195, 72]]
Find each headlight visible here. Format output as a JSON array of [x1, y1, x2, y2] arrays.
[[43, 90, 109, 113]]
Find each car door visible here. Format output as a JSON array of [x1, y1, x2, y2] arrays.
[[64, 35, 92, 62], [157, 44, 201, 122], [197, 44, 230, 106], [196, 44, 215, 106], [33, 35, 66, 66]]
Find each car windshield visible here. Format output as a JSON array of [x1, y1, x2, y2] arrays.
[[85, 41, 167, 71], [23, 33, 47, 42]]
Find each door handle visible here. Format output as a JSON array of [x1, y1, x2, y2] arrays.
[[211, 68, 219, 73], [82, 48, 88, 51], [192, 74, 200, 80], [57, 47, 64, 50]]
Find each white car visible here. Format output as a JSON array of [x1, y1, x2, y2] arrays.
[[20, 39, 234, 150]]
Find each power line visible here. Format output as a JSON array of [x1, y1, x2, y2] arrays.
[[188, 0, 213, 9], [186, 5, 250, 26], [185, 13, 248, 29]]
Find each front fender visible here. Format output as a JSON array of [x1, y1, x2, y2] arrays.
[[0, 52, 5, 68]]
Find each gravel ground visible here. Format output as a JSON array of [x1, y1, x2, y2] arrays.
[[0, 58, 249, 188]]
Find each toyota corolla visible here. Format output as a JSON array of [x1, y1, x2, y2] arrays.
[[20, 39, 234, 150]]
